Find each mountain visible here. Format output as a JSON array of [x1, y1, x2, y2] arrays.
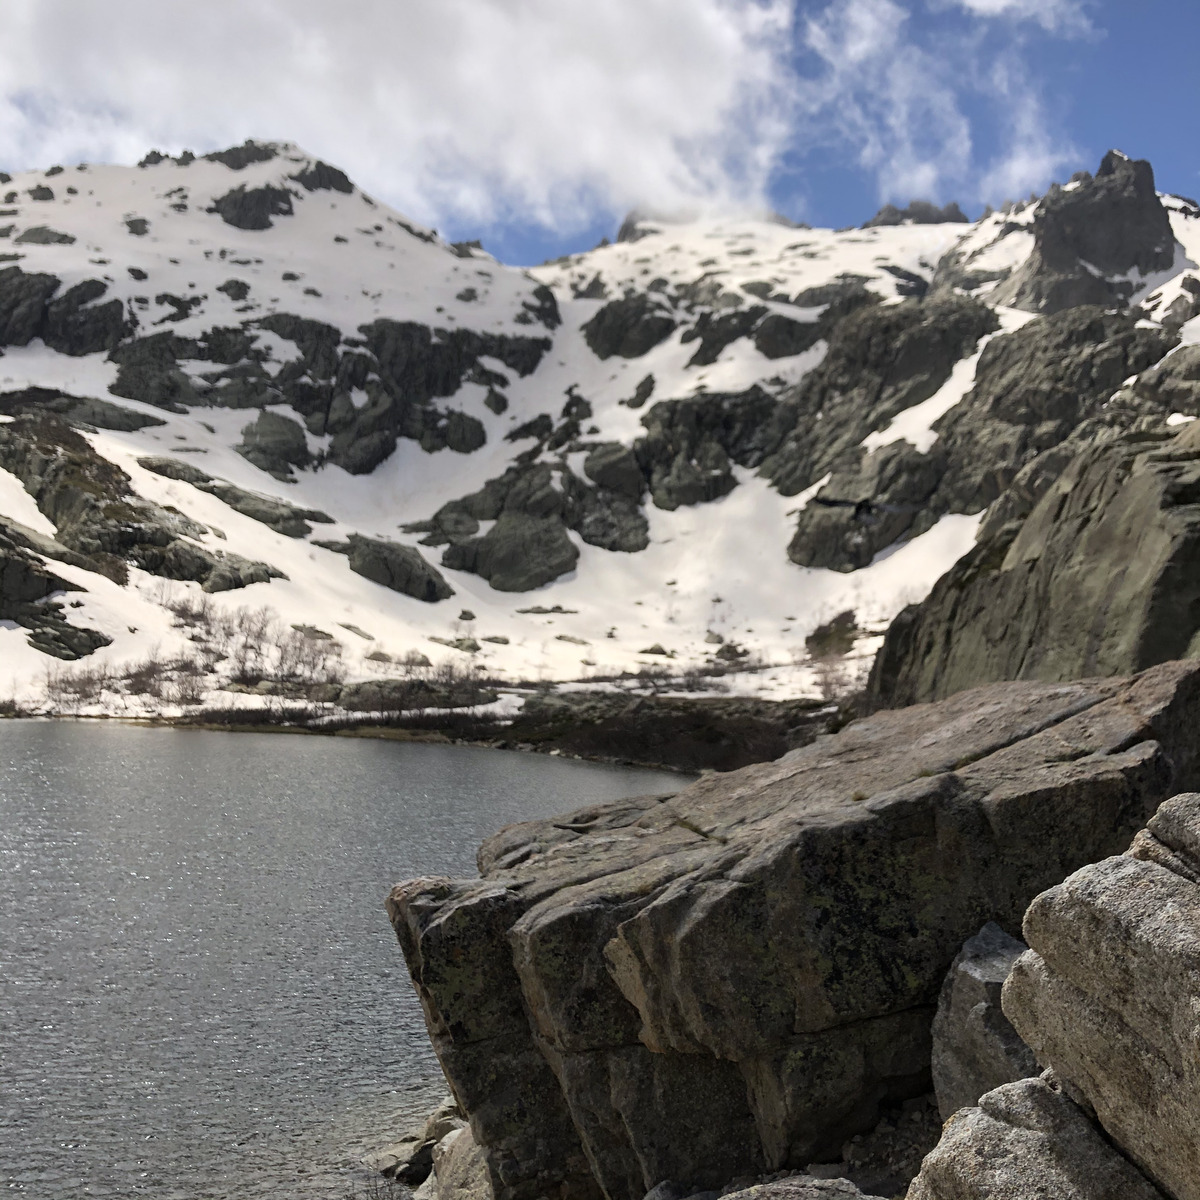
[[1, 141, 1197, 717]]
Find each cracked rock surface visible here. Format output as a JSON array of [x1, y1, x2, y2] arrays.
[[388, 660, 1200, 1200]]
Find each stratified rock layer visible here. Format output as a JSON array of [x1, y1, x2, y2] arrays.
[[388, 661, 1200, 1200]]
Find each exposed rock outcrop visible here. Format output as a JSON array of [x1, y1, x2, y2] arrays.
[[441, 512, 578, 591], [319, 534, 454, 603], [994, 151, 1176, 314], [417, 457, 645, 589], [1003, 790, 1200, 1200], [0, 266, 133, 355], [930, 923, 1037, 1120], [863, 201, 968, 228], [868, 415, 1200, 707], [0, 412, 281, 593], [0, 386, 165, 432], [582, 293, 677, 359], [208, 184, 295, 230], [388, 661, 1200, 1200], [0, 525, 111, 659], [907, 1075, 1166, 1200], [137, 456, 334, 537], [784, 303, 1170, 572]]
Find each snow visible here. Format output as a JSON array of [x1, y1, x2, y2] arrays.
[[859, 307, 1036, 455], [0, 344, 120, 395], [0, 466, 56, 535], [3, 142, 1179, 714]]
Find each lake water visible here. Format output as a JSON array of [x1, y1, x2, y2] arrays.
[[0, 721, 681, 1199]]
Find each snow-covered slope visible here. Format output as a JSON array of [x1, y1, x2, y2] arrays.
[[1, 141, 1196, 713]]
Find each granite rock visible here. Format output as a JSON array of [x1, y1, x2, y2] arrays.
[[1004, 791, 1200, 1200], [930, 922, 1037, 1120], [907, 1075, 1165, 1200], [389, 661, 1200, 1200]]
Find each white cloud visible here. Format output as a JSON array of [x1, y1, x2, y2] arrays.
[[799, 0, 975, 202], [949, 0, 1093, 36], [0, 0, 795, 234], [787, 0, 1082, 210], [976, 59, 1079, 200], [0, 0, 1095, 239]]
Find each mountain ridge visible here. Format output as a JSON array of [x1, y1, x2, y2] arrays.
[[1, 140, 1196, 718]]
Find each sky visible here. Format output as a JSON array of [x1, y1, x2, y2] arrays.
[[0, 0, 1196, 265]]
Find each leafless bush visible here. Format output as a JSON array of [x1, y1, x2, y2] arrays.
[[43, 662, 114, 710], [166, 655, 207, 706], [276, 627, 345, 684], [229, 606, 277, 683], [399, 649, 432, 677], [122, 648, 169, 698], [812, 655, 852, 703], [165, 589, 216, 630]]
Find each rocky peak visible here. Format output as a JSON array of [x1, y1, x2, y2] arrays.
[[994, 149, 1176, 314], [863, 200, 969, 228]]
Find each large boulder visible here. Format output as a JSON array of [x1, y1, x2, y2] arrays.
[[724, 1179, 885, 1200], [582, 294, 677, 359], [1003, 791, 1200, 1200], [930, 923, 1037, 1120], [341, 534, 454, 602], [237, 410, 311, 479], [907, 1075, 1165, 1200], [388, 661, 1200, 1200], [441, 513, 578, 591]]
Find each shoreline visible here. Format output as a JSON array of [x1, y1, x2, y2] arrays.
[[0, 689, 852, 775]]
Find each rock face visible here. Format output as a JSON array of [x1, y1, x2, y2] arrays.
[[137, 456, 334, 537], [1003, 791, 1200, 1200], [336, 534, 454, 602], [432, 1128, 493, 1200], [930, 923, 1037, 1120], [0, 412, 281, 593], [0, 524, 111, 659], [442, 513, 579, 591], [863, 201, 968, 228], [724, 1179, 885, 1200], [868, 415, 1200, 707], [388, 661, 1200, 1200], [907, 1075, 1166, 1200], [0, 266, 133, 355], [582, 294, 677, 359], [995, 151, 1177, 314]]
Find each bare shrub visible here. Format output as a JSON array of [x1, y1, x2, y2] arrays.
[[277, 627, 345, 684], [812, 655, 852, 703], [399, 649, 432, 677], [43, 662, 114, 711], [122, 649, 168, 698], [166, 655, 207, 706], [229, 606, 278, 684]]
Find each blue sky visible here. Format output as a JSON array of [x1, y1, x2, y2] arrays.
[[1, 0, 1197, 265], [476, 0, 1200, 265]]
